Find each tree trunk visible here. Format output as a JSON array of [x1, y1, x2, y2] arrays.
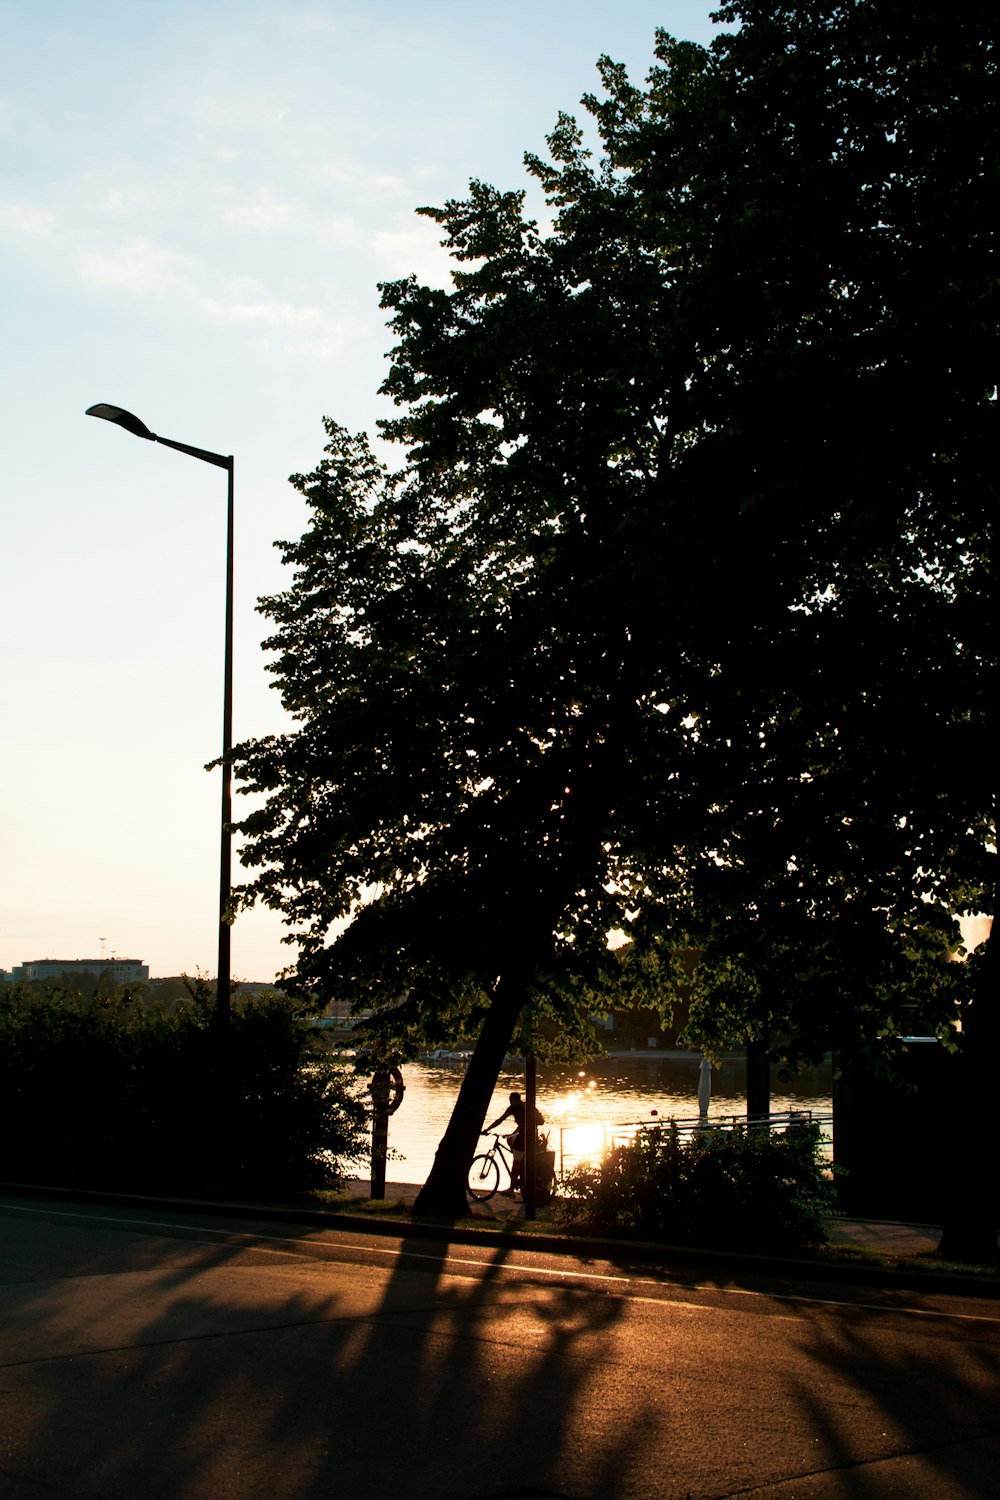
[[746, 1025, 771, 1123], [937, 916, 998, 1265], [413, 973, 526, 1218]]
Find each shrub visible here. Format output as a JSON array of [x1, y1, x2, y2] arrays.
[[0, 982, 368, 1198], [558, 1120, 834, 1253]]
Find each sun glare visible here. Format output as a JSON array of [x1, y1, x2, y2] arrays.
[[558, 1120, 609, 1166], [546, 1074, 609, 1167]]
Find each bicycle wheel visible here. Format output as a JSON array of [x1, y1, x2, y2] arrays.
[[468, 1153, 500, 1201]]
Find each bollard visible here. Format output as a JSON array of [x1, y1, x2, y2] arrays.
[[368, 1066, 405, 1200]]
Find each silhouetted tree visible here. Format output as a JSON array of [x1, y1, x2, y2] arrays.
[[233, 1, 994, 1226]]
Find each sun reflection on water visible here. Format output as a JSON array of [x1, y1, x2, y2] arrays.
[[546, 1074, 611, 1167]]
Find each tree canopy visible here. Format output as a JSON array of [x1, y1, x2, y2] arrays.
[[232, 0, 995, 1222]]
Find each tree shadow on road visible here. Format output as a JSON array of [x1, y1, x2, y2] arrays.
[[10, 1198, 995, 1499], [773, 1291, 1000, 1497], [294, 1225, 655, 1499], [0, 1201, 659, 1500]]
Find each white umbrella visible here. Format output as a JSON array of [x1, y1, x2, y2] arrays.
[[697, 1057, 712, 1121]]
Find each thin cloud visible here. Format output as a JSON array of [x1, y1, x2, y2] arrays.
[[78, 235, 353, 355], [79, 236, 199, 295], [224, 187, 300, 232], [312, 156, 425, 203], [0, 199, 56, 239], [104, 186, 165, 215]]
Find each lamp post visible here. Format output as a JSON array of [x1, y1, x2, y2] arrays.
[[85, 403, 235, 1031]]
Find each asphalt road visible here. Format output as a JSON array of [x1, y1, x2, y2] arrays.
[[1, 1193, 998, 1499]]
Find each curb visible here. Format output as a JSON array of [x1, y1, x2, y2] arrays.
[[3, 1181, 997, 1298]]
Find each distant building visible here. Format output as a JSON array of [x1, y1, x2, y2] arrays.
[[13, 957, 149, 984]]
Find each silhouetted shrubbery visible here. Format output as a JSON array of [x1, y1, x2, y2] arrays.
[[559, 1121, 833, 1253], [0, 982, 368, 1197]]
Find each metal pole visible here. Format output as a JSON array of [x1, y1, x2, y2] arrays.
[[370, 1070, 390, 1198], [86, 406, 236, 1034], [216, 457, 234, 1032], [524, 1047, 537, 1220]]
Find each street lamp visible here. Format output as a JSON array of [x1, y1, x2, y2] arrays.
[[86, 402, 235, 1031]]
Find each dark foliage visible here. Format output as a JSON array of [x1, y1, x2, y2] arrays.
[[560, 1120, 835, 1253], [0, 983, 368, 1198]]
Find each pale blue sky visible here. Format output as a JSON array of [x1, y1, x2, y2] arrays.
[[1, 1, 726, 981]]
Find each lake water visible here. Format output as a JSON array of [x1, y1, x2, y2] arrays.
[[369, 1052, 834, 1184]]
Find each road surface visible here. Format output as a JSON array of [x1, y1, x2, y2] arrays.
[[1, 1193, 998, 1498]]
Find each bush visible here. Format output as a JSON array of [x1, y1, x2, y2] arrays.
[[0, 982, 369, 1198], [558, 1120, 834, 1253]]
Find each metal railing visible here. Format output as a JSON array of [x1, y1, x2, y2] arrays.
[[555, 1109, 834, 1180]]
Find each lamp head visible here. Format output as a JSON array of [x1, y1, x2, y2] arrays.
[[86, 403, 156, 441]]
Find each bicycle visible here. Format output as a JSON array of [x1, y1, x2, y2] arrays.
[[467, 1131, 516, 1201]]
